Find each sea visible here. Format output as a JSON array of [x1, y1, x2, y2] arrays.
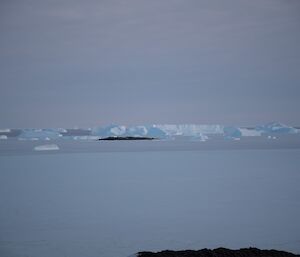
[[0, 136, 300, 257]]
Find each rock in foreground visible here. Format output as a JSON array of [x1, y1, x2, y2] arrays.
[[138, 248, 299, 257]]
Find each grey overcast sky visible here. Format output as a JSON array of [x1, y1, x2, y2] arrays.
[[0, 0, 300, 128]]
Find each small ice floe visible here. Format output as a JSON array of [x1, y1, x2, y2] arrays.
[[0, 135, 8, 140], [34, 144, 60, 151]]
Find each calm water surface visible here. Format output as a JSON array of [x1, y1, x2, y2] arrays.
[[0, 141, 300, 257]]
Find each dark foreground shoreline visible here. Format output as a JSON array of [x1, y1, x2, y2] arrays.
[[138, 248, 300, 257]]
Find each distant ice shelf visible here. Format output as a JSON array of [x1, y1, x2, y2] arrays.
[[1, 122, 297, 141], [91, 122, 298, 140]]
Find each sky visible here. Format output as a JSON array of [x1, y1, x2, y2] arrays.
[[0, 0, 300, 128]]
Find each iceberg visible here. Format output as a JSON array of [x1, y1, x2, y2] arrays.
[[34, 144, 60, 151], [19, 129, 63, 140], [255, 122, 298, 134]]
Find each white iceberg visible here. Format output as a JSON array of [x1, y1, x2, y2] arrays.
[[34, 144, 60, 151]]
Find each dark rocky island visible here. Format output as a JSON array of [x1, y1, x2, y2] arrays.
[[99, 136, 156, 141], [137, 248, 299, 257]]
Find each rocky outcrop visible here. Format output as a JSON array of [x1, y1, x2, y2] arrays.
[[99, 136, 155, 140], [138, 248, 299, 257]]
